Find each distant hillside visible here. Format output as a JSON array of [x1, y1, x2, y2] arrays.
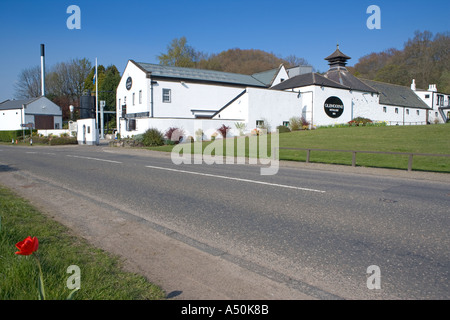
[[196, 48, 311, 75], [349, 31, 450, 93], [158, 37, 312, 75]]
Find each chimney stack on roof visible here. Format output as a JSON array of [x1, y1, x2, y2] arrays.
[[428, 84, 437, 92]]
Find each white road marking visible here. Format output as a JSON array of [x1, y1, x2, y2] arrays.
[[67, 155, 122, 164], [26, 152, 56, 155], [145, 165, 326, 193]]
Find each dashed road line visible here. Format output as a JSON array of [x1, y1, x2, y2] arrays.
[[145, 165, 326, 193]]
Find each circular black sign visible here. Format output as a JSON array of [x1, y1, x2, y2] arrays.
[[126, 77, 132, 90], [324, 96, 344, 118]]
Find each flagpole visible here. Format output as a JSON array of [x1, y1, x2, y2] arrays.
[[95, 58, 98, 131]]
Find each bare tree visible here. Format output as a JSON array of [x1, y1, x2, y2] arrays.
[[14, 66, 42, 98]]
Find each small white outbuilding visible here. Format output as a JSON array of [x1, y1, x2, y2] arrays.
[[0, 96, 63, 131]]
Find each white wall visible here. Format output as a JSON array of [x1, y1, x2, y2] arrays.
[[151, 81, 247, 118], [77, 118, 98, 145], [119, 118, 242, 141], [246, 88, 301, 131], [293, 86, 353, 127], [0, 109, 23, 130], [414, 89, 450, 123], [38, 129, 71, 137], [116, 60, 151, 120], [270, 67, 289, 87]]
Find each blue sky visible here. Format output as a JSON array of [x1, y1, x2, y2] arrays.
[[0, 0, 448, 101]]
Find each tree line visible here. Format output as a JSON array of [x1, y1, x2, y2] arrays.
[[14, 30, 448, 123], [157, 36, 312, 74], [14, 59, 120, 121], [349, 30, 450, 93]]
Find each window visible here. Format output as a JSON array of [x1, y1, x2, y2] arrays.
[[417, 110, 420, 116], [406, 109, 409, 115], [383, 107, 387, 113], [425, 94, 430, 99], [139, 90, 142, 104], [283, 121, 289, 127], [163, 89, 171, 103], [55, 123, 60, 129], [435, 112, 438, 117], [256, 120, 265, 127], [395, 108, 399, 114], [132, 93, 135, 106], [127, 119, 136, 131], [437, 95, 444, 106], [124, 96, 127, 104]]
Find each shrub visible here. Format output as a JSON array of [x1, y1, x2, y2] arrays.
[[276, 125, 291, 133], [195, 129, 204, 141], [217, 124, 231, 138], [142, 128, 164, 147], [288, 117, 302, 131], [348, 117, 373, 126], [165, 127, 184, 143], [301, 116, 310, 128], [133, 134, 144, 143], [234, 122, 246, 136], [48, 137, 77, 145]]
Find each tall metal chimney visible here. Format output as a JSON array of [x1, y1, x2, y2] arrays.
[[40, 44, 45, 96]]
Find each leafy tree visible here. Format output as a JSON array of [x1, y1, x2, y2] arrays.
[[157, 37, 198, 68], [99, 65, 121, 111], [352, 30, 450, 91], [374, 64, 410, 86], [84, 65, 106, 93]]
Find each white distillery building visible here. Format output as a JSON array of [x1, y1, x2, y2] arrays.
[[411, 82, 450, 124], [116, 60, 309, 139], [116, 46, 441, 140], [270, 46, 431, 127], [0, 96, 63, 131]]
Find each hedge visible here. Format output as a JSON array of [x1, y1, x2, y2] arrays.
[[0, 130, 23, 142]]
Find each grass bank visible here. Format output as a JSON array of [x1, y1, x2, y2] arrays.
[[146, 124, 450, 172], [0, 186, 165, 300]]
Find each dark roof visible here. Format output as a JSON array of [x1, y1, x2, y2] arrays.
[[325, 45, 352, 68], [251, 65, 283, 86], [325, 47, 351, 61], [132, 61, 269, 87], [361, 79, 431, 109], [0, 98, 39, 110], [271, 72, 349, 91], [325, 68, 378, 93]]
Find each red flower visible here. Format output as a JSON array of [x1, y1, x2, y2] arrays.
[[15, 236, 39, 256]]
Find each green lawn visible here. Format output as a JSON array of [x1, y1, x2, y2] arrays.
[[0, 186, 166, 300], [147, 124, 450, 172]]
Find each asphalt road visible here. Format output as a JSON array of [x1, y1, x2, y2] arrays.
[[1, 144, 449, 299]]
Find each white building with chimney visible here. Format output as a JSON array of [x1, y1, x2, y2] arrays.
[[411, 81, 450, 124]]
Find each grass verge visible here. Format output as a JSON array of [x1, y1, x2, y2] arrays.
[[0, 185, 165, 300], [145, 124, 450, 173]]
